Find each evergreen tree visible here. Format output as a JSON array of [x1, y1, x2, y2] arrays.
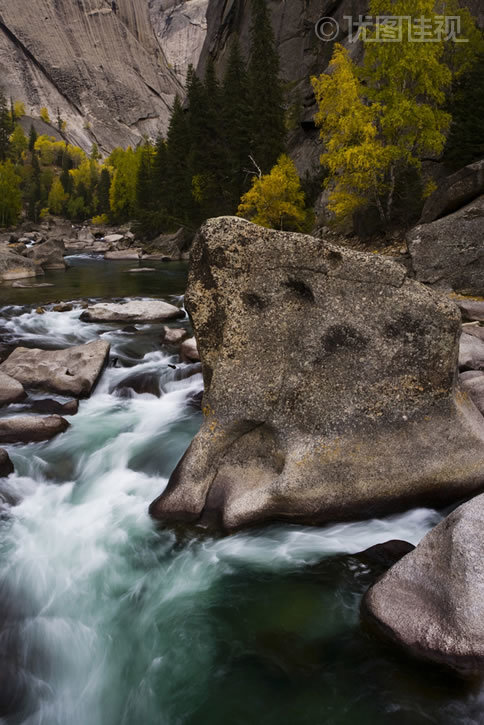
[[27, 150, 43, 221], [152, 135, 168, 207], [165, 94, 193, 227], [135, 143, 155, 214], [60, 148, 74, 195], [28, 124, 38, 153], [222, 37, 252, 211], [0, 90, 12, 162], [444, 51, 484, 169], [247, 0, 285, 174]]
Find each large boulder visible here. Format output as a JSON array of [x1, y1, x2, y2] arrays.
[[459, 332, 484, 371], [149, 217, 484, 531], [25, 239, 66, 270], [420, 159, 484, 223], [0, 340, 110, 397], [0, 415, 69, 443], [143, 227, 191, 261], [0, 251, 42, 282], [407, 196, 484, 295], [180, 337, 200, 363], [363, 494, 484, 675], [0, 372, 25, 407], [80, 300, 184, 323]]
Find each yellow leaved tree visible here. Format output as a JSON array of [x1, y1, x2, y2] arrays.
[[237, 154, 311, 231]]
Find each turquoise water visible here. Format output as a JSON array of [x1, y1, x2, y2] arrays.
[[0, 258, 479, 724]]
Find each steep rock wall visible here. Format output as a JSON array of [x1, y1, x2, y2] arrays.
[[0, 0, 182, 152]]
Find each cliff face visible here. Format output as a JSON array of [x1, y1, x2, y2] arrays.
[[0, 0, 182, 152], [148, 0, 209, 83]]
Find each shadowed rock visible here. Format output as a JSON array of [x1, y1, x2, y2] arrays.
[[0, 252, 41, 282], [150, 217, 484, 532], [0, 416, 69, 444], [0, 341, 110, 397], [0, 449, 14, 477], [25, 239, 66, 270], [362, 494, 484, 676]]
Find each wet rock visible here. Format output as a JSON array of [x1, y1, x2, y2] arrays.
[[150, 216, 484, 532], [172, 363, 202, 382], [457, 300, 484, 322], [161, 326, 187, 346], [104, 250, 142, 260], [52, 303, 73, 312], [420, 159, 484, 223], [0, 251, 41, 282], [355, 540, 415, 570], [80, 300, 184, 323], [459, 333, 484, 370], [0, 340, 110, 397], [180, 337, 199, 363], [407, 196, 484, 295], [0, 415, 69, 443], [0, 449, 14, 477], [186, 389, 203, 410], [362, 493, 484, 676], [0, 372, 25, 407], [25, 239, 66, 270], [127, 267, 156, 273], [30, 398, 79, 416], [11, 281, 53, 288], [112, 372, 161, 398]]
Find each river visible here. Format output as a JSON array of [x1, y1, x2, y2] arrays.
[[0, 256, 480, 724]]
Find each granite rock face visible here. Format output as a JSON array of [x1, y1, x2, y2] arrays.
[[0, 340, 110, 397], [150, 217, 484, 531], [363, 494, 484, 675], [0, 251, 41, 282], [407, 196, 484, 295], [80, 300, 184, 323], [0, 0, 181, 151]]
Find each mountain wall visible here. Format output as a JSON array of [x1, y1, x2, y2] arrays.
[[0, 0, 182, 152]]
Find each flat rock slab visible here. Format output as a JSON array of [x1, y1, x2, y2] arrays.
[[0, 415, 69, 444], [127, 267, 156, 273], [0, 372, 25, 406], [104, 250, 141, 260], [150, 216, 484, 532], [0, 340, 110, 397], [363, 493, 484, 676], [80, 300, 184, 324]]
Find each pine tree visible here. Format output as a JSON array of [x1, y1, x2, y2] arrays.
[[165, 94, 193, 227], [247, 0, 285, 174], [27, 150, 43, 221], [28, 124, 38, 153], [223, 37, 251, 211], [135, 143, 155, 214], [444, 51, 484, 169], [60, 148, 74, 195], [0, 90, 12, 162]]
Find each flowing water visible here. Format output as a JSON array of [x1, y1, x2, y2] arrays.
[[0, 257, 481, 725]]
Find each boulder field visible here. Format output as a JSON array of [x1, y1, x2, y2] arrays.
[[150, 217, 484, 531]]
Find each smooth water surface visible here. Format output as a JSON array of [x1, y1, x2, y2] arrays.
[[0, 257, 481, 725]]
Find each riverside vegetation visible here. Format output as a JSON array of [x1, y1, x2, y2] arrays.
[[0, 0, 482, 239]]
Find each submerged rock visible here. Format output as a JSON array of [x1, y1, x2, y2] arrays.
[[0, 415, 69, 443], [80, 300, 184, 323], [0, 340, 110, 397], [150, 217, 484, 531], [104, 250, 142, 261], [362, 494, 484, 676], [0, 372, 25, 407], [0, 449, 14, 477]]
